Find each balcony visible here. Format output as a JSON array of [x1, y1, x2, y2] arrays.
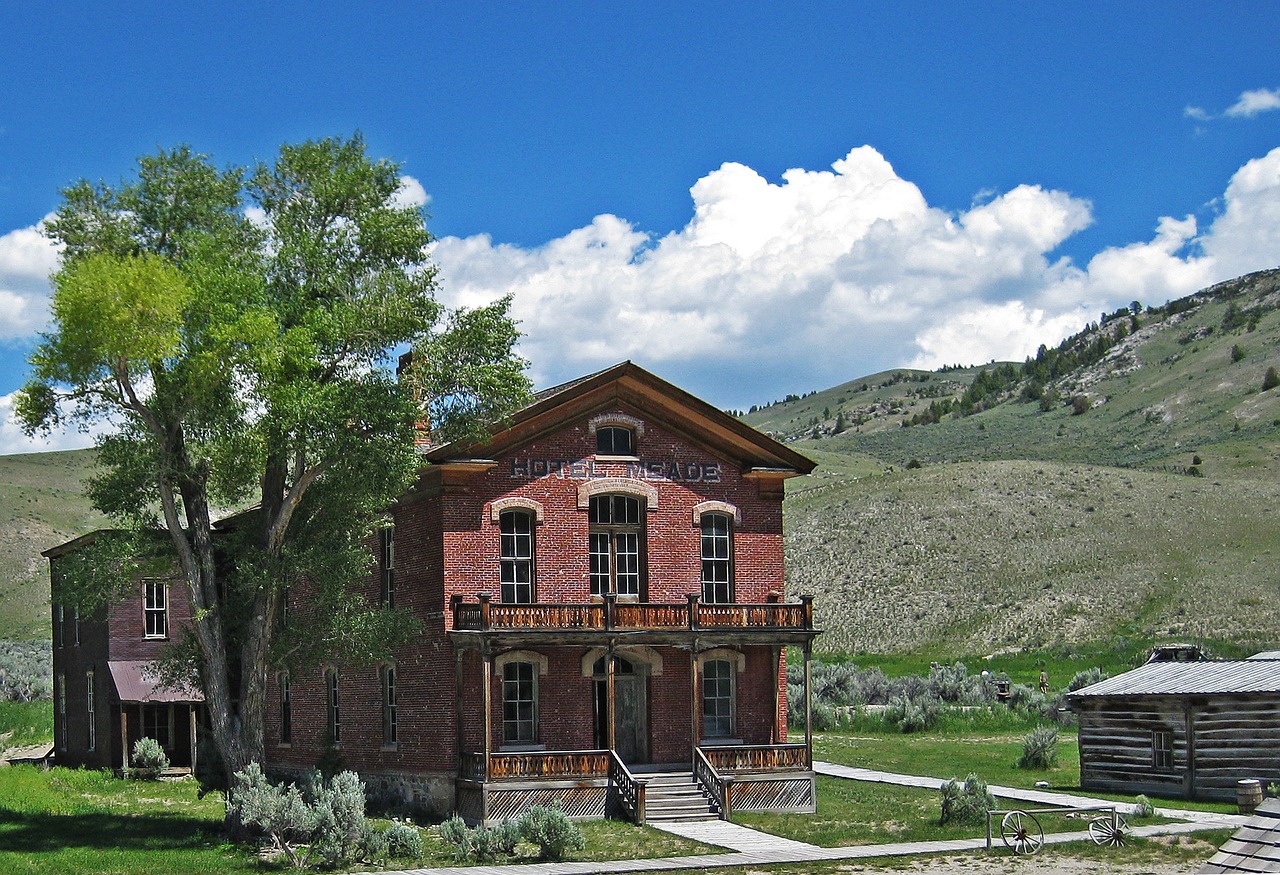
[[449, 592, 815, 644]]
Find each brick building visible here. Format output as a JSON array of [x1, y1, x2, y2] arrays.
[[49, 362, 819, 823]]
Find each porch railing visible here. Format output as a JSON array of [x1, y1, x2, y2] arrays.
[[608, 750, 647, 825], [693, 747, 732, 820], [701, 742, 810, 772], [452, 592, 814, 632], [461, 749, 611, 782]]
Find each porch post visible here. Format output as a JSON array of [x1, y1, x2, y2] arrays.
[[770, 646, 781, 745], [455, 648, 466, 777], [189, 707, 197, 774], [606, 644, 616, 752], [689, 644, 701, 763], [120, 708, 129, 771], [481, 648, 493, 782], [803, 641, 813, 768]]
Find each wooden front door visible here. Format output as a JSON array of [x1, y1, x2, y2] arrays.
[[592, 657, 649, 764]]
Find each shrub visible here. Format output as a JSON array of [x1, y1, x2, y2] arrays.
[[520, 802, 584, 861], [884, 692, 941, 733], [1016, 726, 1059, 769], [129, 737, 169, 778], [385, 822, 423, 859], [810, 701, 842, 731], [1071, 394, 1092, 415], [1232, 344, 1246, 363], [438, 815, 474, 862], [230, 763, 315, 868], [307, 769, 369, 867], [437, 814, 527, 862], [1131, 794, 1155, 819], [1265, 367, 1280, 391], [1067, 667, 1108, 692], [939, 773, 995, 826]]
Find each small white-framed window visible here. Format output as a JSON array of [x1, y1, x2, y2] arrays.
[[380, 526, 395, 609], [279, 672, 292, 746], [596, 425, 635, 456], [702, 659, 735, 738], [73, 607, 80, 647], [1152, 729, 1174, 770], [85, 670, 96, 751], [382, 664, 398, 747], [325, 668, 341, 744], [502, 661, 537, 745], [143, 580, 168, 639], [500, 510, 535, 603]]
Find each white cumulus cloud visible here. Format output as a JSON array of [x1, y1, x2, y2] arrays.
[[0, 219, 59, 340], [1224, 87, 1280, 119]]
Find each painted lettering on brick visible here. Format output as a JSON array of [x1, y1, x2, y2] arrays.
[[509, 458, 721, 483]]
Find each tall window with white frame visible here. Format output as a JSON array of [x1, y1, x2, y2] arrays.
[[702, 659, 735, 739], [499, 510, 534, 603], [700, 512, 733, 603], [55, 605, 64, 648], [589, 495, 643, 598], [502, 662, 537, 745], [85, 671, 95, 751], [380, 526, 395, 609], [143, 580, 168, 639], [325, 668, 341, 744], [72, 607, 80, 646], [56, 673, 66, 750], [382, 665, 398, 746]]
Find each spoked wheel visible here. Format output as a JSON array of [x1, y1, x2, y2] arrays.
[[1001, 810, 1045, 855], [1088, 814, 1129, 847]]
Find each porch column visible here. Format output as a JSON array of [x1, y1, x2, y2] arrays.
[[606, 644, 616, 752], [770, 646, 781, 745], [481, 648, 493, 782], [689, 644, 701, 763], [455, 649, 465, 776], [189, 707, 197, 774], [120, 708, 129, 771], [803, 642, 813, 768]]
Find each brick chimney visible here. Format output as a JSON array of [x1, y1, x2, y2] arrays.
[[397, 351, 433, 451]]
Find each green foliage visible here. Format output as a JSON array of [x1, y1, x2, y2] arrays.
[[437, 814, 523, 863], [1231, 343, 1246, 363], [129, 737, 169, 778], [1131, 794, 1156, 818], [1068, 667, 1109, 692], [1265, 366, 1280, 391], [384, 821, 423, 859], [1071, 394, 1092, 415], [0, 640, 52, 702], [229, 763, 314, 868], [884, 692, 941, 733], [1016, 726, 1059, 769], [938, 773, 994, 826], [520, 802, 585, 861]]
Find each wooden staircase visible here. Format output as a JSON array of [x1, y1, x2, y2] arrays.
[[640, 770, 719, 822]]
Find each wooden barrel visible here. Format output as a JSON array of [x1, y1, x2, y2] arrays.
[[1237, 779, 1263, 815]]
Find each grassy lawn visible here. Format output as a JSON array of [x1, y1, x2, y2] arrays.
[[0, 700, 53, 749], [412, 818, 720, 867]]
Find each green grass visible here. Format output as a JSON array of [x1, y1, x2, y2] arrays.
[[0, 700, 53, 748], [415, 818, 720, 866]]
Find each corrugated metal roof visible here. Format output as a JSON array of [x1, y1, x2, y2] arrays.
[[1249, 650, 1280, 660], [1070, 659, 1280, 698], [107, 661, 203, 704]]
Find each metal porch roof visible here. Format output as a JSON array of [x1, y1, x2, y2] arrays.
[[107, 661, 204, 704]]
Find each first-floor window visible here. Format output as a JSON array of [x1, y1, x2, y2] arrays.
[[85, 671, 95, 751], [382, 665, 398, 746], [326, 669, 341, 744], [702, 659, 735, 738], [279, 673, 292, 745], [57, 673, 67, 750], [143, 704, 171, 750], [1152, 729, 1174, 769], [502, 662, 537, 744]]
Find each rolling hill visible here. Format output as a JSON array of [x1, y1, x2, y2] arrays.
[[2, 268, 1278, 665]]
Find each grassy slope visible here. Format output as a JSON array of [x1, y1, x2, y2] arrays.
[[764, 269, 1280, 657], [0, 449, 102, 639]]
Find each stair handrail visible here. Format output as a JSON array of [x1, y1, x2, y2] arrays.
[[608, 750, 646, 825], [693, 746, 734, 820]]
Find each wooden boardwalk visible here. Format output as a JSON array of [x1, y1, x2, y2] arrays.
[[360, 762, 1246, 875]]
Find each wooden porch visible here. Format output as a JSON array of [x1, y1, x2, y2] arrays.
[[457, 743, 814, 825]]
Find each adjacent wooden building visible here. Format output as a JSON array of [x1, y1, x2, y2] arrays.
[[1068, 655, 1280, 801]]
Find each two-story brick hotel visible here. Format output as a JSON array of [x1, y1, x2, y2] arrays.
[[48, 361, 820, 824]]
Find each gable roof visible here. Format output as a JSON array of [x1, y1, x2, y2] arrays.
[[425, 361, 816, 476], [1069, 659, 1280, 699]]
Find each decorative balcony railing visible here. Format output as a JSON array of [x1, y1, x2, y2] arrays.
[[462, 749, 612, 782], [451, 592, 814, 633], [701, 742, 810, 772]]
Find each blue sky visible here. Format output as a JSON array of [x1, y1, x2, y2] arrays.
[[2, 3, 1280, 452]]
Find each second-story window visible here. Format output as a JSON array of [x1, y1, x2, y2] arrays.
[[279, 672, 292, 745], [380, 527, 395, 609], [701, 513, 733, 603], [589, 495, 644, 598], [55, 605, 64, 648], [596, 425, 634, 456], [72, 607, 80, 647], [500, 511, 535, 603], [325, 668, 341, 744], [144, 581, 168, 639]]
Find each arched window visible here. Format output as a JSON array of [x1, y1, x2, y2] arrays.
[[702, 659, 735, 738], [589, 495, 644, 597], [596, 425, 634, 456], [700, 512, 733, 603], [500, 510, 535, 603], [382, 664, 398, 747], [502, 661, 537, 745]]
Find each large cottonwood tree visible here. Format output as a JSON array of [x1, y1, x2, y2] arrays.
[[19, 136, 530, 780]]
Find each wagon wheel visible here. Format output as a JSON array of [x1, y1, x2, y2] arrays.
[[1088, 814, 1129, 847], [1000, 810, 1045, 855]]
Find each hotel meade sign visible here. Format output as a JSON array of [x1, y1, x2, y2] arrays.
[[509, 457, 722, 484]]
